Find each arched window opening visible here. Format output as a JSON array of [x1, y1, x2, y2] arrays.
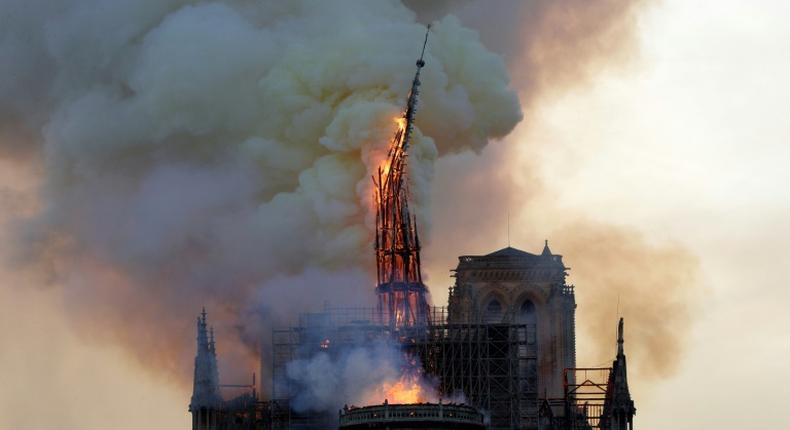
[[519, 300, 537, 343], [519, 300, 536, 323], [483, 299, 503, 323]]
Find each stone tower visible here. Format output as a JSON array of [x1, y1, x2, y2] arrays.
[[447, 241, 576, 399]]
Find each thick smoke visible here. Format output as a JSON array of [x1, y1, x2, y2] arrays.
[[0, 0, 521, 387], [408, 0, 651, 109], [0, 0, 686, 406]]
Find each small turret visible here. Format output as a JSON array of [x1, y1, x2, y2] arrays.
[[541, 239, 552, 257]]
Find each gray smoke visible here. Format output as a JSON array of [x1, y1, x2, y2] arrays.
[[0, 0, 521, 386], [1, 0, 666, 400]]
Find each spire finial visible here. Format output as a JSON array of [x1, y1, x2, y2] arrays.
[[201, 306, 207, 323], [417, 25, 430, 68], [541, 239, 552, 256], [617, 317, 625, 356]]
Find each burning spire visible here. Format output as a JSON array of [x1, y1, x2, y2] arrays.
[[373, 27, 431, 330]]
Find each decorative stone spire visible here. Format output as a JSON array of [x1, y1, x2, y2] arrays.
[[603, 318, 636, 430], [190, 308, 221, 411]]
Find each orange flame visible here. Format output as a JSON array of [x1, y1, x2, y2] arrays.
[[382, 376, 428, 404], [364, 372, 437, 405], [394, 116, 407, 132], [379, 117, 406, 178]]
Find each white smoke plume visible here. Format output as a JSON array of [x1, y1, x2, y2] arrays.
[[0, 0, 521, 386]]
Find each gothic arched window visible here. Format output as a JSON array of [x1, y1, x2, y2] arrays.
[[519, 300, 537, 343], [483, 298, 503, 323], [519, 300, 536, 323]]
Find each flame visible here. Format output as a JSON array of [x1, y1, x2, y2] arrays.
[[379, 116, 406, 179], [382, 376, 427, 404], [372, 116, 408, 208], [372, 373, 436, 405], [395, 308, 404, 326], [362, 354, 438, 406], [394, 116, 406, 132]]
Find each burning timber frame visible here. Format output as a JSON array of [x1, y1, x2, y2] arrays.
[[373, 28, 431, 330]]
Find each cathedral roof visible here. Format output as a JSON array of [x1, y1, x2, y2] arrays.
[[455, 242, 567, 279], [484, 246, 539, 258]]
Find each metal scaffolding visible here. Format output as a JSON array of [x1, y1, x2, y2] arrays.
[[563, 367, 612, 429], [269, 307, 537, 430], [409, 323, 537, 430]]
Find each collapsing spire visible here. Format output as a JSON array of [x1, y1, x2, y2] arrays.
[[190, 308, 222, 410], [374, 27, 431, 329]]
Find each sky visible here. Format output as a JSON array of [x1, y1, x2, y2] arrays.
[[1, 1, 788, 429]]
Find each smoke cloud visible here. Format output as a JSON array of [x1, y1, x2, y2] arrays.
[[0, 0, 522, 388], [408, 0, 651, 108], [0, 0, 687, 406], [550, 221, 700, 378]]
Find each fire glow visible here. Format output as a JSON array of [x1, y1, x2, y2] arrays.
[[360, 351, 440, 406], [376, 116, 407, 186], [364, 372, 438, 405]]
